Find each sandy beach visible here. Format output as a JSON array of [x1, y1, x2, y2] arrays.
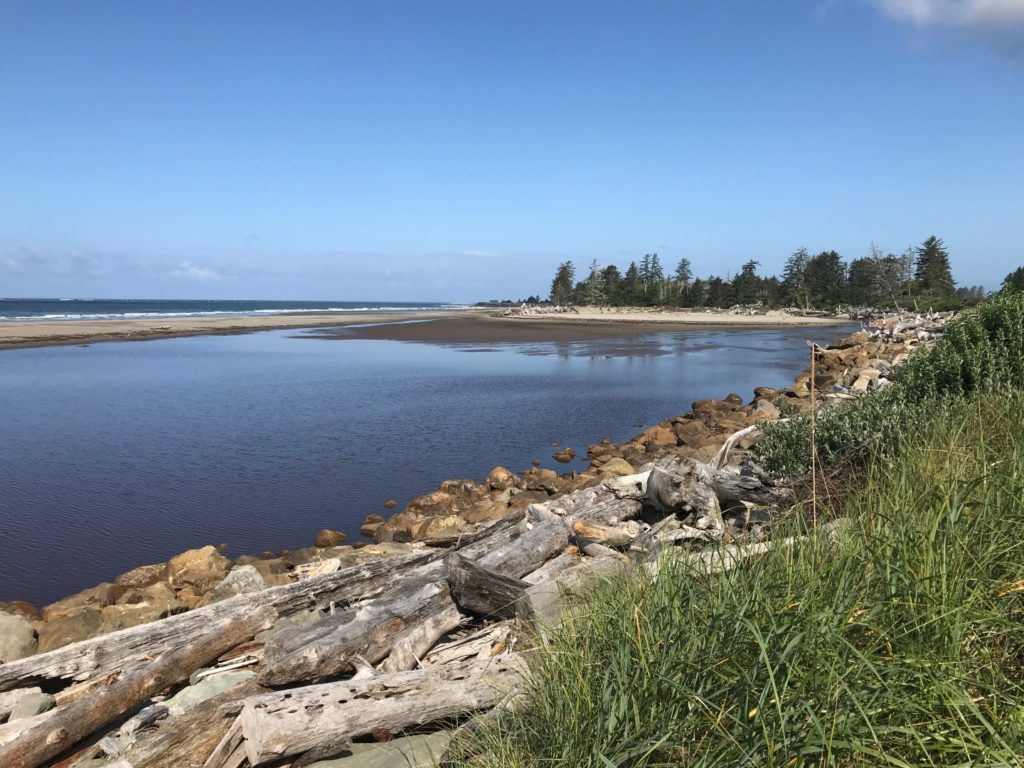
[[0, 307, 850, 350]]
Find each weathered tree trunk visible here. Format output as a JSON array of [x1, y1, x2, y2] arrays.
[[0, 551, 440, 694], [379, 600, 464, 674], [106, 678, 267, 768], [227, 656, 525, 767], [258, 579, 456, 686], [475, 517, 569, 578], [0, 606, 275, 768], [646, 457, 724, 538], [710, 460, 791, 507], [445, 553, 531, 620], [536, 474, 647, 526]]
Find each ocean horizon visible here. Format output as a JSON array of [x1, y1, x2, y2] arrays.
[[0, 297, 461, 322]]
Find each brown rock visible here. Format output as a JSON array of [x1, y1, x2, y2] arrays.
[[753, 386, 778, 400], [673, 419, 709, 444], [414, 515, 467, 540], [508, 490, 550, 512], [485, 466, 519, 490], [360, 514, 386, 539], [314, 529, 347, 548], [0, 600, 40, 622], [692, 398, 736, 414], [599, 457, 636, 477], [406, 490, 467, 517], [119, 581, 178, 611], [438, 478, 484, 498], [753, 399, 781, 421], [100, 601, 169, 633], [167, 546, 230, 591], [175, 587, 202, 611], [553, 447, 576, 463], [42, 583, 126, 622], [383, 499, 397, 509], [114, 562, 168, 589], [640, 425, 677, 447], [724, 393, 743, 405], [37, 606, 103, 653], [524, 467, 560, 493]]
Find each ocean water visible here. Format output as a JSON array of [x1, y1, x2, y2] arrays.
[[0, 324, 850, 606], [0, 297, 454, 321]]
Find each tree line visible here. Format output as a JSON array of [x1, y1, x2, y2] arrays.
[[549, 236, 985, 310]]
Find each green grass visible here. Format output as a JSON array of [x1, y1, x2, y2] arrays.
[[451, 395, 1024, 767], [756, 291, 1024, 478]]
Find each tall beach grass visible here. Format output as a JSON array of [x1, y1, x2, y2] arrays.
[[453, 396, 1024, 767]]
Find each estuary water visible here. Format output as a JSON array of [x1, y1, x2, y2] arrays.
[[0, 324, 848, 605]]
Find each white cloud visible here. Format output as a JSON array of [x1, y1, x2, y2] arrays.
[[872, 0, 1024, 26], [171, 261, 232, 281]]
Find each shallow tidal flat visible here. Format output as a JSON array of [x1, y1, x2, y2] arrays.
[[0, 320, 852, 606]]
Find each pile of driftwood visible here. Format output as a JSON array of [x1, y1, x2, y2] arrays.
[[0, 438, 795, 768]]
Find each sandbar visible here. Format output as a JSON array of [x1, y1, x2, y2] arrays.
[[315, 308, 850, 345], [0, 307, 850, 350]]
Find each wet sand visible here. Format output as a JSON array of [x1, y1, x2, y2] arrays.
[[0, 311, 461, 350], [0, 308, 849, 350], [315, 309, 849, 345]]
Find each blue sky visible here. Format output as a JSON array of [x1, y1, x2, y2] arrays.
[[1, 1, 1022, 302]]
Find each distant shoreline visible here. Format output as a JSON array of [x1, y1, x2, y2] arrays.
[[0, 307, 849, 350]]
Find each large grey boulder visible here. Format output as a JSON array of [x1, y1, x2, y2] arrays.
[[0, 612, 37, 663]]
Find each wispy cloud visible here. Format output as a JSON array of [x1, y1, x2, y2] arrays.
[[871, 0, 1024, 26], [171, 261, 234, 281]]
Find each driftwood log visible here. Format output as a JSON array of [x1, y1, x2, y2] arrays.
[[445, 553, 531, 620], [0, 551, 440, 695], [0, 606, 275, 768], [647, 457, 724, 538], [221, 656, 525, 767], [258, 579, 456, 686]]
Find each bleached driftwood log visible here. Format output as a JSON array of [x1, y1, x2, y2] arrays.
[[259, 579, 456, 686], [445, 553, 531, 620], [710, 459, 791, 507], [473, 517, 570, 578], [259, 517, 567, 686], [647, 457, 724, 539], [218, 656, 525, 768], [379, 600, 465, 674], [0, 551, 440, 694], [94, 679, 267, 768], [0, 606, 275, 768], [536, 474, 648, 526]]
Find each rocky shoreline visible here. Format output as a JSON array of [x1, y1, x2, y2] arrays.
[[0, 312, 952, 767]]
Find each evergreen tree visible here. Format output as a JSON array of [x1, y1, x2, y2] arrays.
[[600, 265, 622, 304], [688, 277, 707, 307], [549, 261, 575, 305], [649, 253, 664, 282], [782, 248, 811, 308], [1002, 267, 1024, 294], [582, 259, 605, 305], [706, 276, 735, 307], [847, 256, 882, 305], [914, 236, 955, 297], [623, 261, 641, 305], [732, 259, 761, 304], [674, 258, 692, 306], [804, 250, 847, 306]]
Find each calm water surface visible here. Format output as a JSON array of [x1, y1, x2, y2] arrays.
[[0, 325, 850, 605]]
